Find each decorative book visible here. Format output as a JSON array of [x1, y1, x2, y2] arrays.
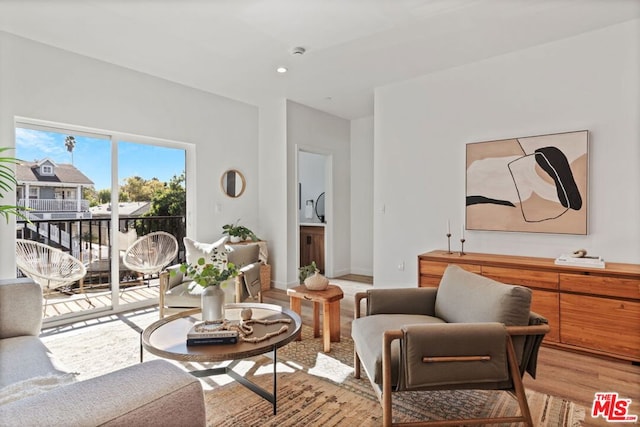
[[187, 322, 239, 340], [186, 336, 238, 346], [554, 254, 605, 269]]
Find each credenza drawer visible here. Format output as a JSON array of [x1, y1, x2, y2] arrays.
[[560, 294, 640, 359], [482, 266, 558, 290], [419, 260, 481, 276], [559, 273, 640, 300], [531, 289, 559, 343]]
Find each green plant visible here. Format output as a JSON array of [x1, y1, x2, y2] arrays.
[[222, 219, 259, 241], [0, 147, 29, 222], [171, 256, 238, 288], [298, 261, 318, 284]]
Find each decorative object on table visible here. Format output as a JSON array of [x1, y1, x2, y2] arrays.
[[187, 318, 291, 344], [459, 225, 466, 256], [240, 308, 253, 321], [298, 261, 318, 284], [187, 322, 239, 346], [555, 251, 605, 268], [466, 130, 588, 235], [172, 248, 239, 322], [446, 219, 452, 254], [222, 219, 259, 243], [304, 270, 329, 291], [220, 169, 246, 198]]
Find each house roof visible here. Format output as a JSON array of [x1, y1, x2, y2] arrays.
[[90, 202, 151, 217], [16, 161, 94, 186]]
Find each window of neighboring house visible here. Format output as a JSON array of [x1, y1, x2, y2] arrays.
[[55, 189, 74, 199], [28, 187, 39, 199], [41, 165, 53, 175]]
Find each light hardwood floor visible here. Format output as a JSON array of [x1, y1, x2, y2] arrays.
[[262, 282, 640, 422]]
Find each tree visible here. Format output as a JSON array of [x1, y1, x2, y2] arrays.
[[147, 173, 186, 217], [120, 176, 164, 202]]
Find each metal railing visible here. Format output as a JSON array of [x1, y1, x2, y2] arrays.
[[16, 215, 186, 286], [18, 198, 91, 212]]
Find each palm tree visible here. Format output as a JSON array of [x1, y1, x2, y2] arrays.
[[65, 135, 76, 165]]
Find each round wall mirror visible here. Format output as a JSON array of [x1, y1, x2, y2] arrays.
[[220, 169, 246, 198]]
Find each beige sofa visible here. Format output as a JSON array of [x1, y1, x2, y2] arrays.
[[0, 278, 206, 426]]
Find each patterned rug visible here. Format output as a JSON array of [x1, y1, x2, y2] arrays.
[[41, 308, 586, 426]]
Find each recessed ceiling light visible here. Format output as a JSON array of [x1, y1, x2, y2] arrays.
[[276, 67, 288, 73]]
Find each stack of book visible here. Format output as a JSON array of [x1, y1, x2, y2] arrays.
[[186, 322, 238, 346], [554, 254, 605, 269]]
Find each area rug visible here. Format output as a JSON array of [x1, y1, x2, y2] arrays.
[[41, 308, 586, 426]]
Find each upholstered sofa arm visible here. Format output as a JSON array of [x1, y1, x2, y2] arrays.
[[0, 360, 206, 426], [0, 278, 43, 339], [398, 322, 509, 390], [362, 288, 438, 316]]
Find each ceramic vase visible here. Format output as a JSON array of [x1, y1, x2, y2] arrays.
[[201, 285, 225, 322], [304, 270, 329, 291]]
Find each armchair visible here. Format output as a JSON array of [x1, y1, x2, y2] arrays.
[[351, 265, 549, 426], [159, 237, 263, 318]]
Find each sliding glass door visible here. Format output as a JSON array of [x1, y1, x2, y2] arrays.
[[15, 121, 187, 323]]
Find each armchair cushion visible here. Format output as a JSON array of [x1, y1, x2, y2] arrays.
[[352, 314, 445, 386], [435, 265, 531, 326], [367, 287, 438, 316], [401, 322, 508, 389]]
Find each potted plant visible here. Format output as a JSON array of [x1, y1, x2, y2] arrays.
[[171, 250, 239, 322], [298, 261, 317, 284], [0, 147, 29, 222], [222, 219, 259, 243]]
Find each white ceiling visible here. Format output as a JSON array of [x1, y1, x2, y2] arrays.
[[1, 0, 638, 119]]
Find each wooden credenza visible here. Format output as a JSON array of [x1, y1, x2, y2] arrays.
[[418, 250, 640, 363]]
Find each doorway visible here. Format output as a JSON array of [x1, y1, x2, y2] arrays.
[[297, 148, 331, 277]]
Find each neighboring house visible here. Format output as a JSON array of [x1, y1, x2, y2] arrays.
[[15, 158, 94, 221]]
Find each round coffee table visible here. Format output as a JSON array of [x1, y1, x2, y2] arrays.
[[141, 302, 302, 414]]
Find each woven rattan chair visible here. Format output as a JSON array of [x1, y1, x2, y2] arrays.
[[15, 239, 89, 310], [122, 231, 179, 283]]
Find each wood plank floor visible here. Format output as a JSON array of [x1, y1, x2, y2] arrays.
[[262, 284, 640, 421], [43, 274, 640, 423]]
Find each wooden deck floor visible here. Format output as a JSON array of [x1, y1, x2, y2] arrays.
[[43, 280, 160, 319]]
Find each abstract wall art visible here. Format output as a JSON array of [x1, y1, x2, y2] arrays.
[[466, 130, 588, 234]]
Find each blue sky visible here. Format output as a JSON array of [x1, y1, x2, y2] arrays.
[[15, 127, 185, 190]]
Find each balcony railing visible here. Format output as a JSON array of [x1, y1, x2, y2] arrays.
[[18, 198, 91, 212], [16, 215, 186, 286]]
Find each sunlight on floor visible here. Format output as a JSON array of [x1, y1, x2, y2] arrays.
[[308, 352, 353, 383]]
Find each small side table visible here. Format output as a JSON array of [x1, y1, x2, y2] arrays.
[[287, 284, 344, 352]]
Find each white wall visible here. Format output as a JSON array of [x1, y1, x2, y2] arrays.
[[350, 116, 374, 276], [374, 20, 640, 287], [257, 99, 288, 287], [0, 32, 259, 278], [286, 101, 351, 284]]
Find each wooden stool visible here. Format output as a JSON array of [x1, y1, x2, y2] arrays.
[[287, 284, 344, 352]]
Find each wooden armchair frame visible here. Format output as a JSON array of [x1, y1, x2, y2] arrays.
[[353, 292, 550, 427]]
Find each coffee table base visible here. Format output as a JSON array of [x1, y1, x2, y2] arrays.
[[189, 347, 278, 415]]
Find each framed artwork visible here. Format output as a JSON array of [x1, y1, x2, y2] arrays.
[[466, 130, 588, 234]]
